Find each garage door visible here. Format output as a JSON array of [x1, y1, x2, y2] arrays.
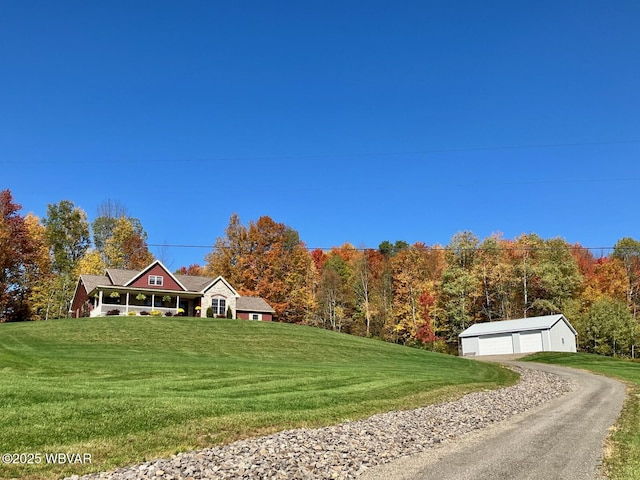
[[478, 334, 514, 355], [520, 331, 543, 353]]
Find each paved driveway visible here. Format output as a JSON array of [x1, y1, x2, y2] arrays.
[[361, 361, 625, 480]]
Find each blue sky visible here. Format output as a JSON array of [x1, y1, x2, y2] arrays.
[[2, 1, 639, 269]]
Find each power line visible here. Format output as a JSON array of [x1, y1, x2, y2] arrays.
[[149, 243, 621, 253], [2, 139, 639, 166]]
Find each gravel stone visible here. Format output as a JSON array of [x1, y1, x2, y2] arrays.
[[67, 367, 570, 480]]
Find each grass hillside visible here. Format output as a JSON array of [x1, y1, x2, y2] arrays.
[[0, 317, 516, 479], [524, 352, 640, 480]]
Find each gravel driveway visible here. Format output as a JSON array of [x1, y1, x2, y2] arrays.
[[362, 361, 626, 480]]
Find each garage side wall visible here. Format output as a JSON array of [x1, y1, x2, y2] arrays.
[[549, 320, 577, 352]]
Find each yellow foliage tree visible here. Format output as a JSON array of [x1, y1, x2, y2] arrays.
[[75, 249, 106, 275]]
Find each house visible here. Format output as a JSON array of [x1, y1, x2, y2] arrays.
[[458, 314, 577, 356], [69, 260, 275, 320]]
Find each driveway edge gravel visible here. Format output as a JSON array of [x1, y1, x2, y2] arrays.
[[67, 362, 581, 480]]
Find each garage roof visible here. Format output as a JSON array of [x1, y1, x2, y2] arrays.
[[459, 314, 576, 338]]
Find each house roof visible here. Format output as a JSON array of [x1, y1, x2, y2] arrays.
[[99, 267, 211, 293], [177, 274, 219, 292], [459, 314, 576, 338], [79, 274, 110, 293], [106, 268, 138, 286], [237, 296, 275, 313]]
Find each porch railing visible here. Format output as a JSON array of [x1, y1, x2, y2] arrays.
[[90, 305, 184, 317]]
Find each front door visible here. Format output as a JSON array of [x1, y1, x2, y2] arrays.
[[180, 300, 189, 317]]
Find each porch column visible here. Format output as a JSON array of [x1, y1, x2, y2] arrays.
[[151, 294, 155, 310], [98, 290, 103, 313], [125, 292, 130, 313], [176, 295, 180, 314]]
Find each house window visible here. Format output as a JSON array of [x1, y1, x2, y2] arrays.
[[149, 275, 163, 286], [212, 298, 226, 316], [252, 314, 259, 321]]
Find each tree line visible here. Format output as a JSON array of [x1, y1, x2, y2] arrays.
[[2, 189, 639, 357], [0, 191, 153, 322], [202, 214, 640, 356]]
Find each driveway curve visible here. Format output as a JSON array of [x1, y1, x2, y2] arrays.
[[361, 361, 625, 480]]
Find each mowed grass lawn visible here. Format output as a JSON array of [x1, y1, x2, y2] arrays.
[[1, 317, 517, 479], [524, 352, 640, 480]]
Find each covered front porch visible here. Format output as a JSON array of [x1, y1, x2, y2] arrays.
[[90, 288, 202, 317]]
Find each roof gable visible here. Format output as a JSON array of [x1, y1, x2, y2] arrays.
[[175, 274, 221, 292], [202, 276, 240, 297], [124, 260, 187, 291], [459, 314, 577, 338]]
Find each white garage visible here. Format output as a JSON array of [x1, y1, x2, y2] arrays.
[[519, 331, 543, 353], [478, 334, 513, 356], [459, 314, 577, 357]]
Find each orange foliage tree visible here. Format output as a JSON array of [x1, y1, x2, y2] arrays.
[[0, 190, 41, 321], [205, 214, 313, 323]]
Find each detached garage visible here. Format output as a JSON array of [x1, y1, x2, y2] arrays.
[[459, 314, 577, 357]]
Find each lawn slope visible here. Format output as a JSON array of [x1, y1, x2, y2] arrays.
[[1, 317, 516, 479], [524, 352, 640, 480]]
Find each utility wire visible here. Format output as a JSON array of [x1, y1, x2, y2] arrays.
[[149, 243, 622, 253], [2, 139, 639, 166]]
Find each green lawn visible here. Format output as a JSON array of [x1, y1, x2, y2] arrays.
[[0, 317, 516, 479], [524, 352, 640, 480]]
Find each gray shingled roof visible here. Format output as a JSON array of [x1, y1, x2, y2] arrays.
[[459, 314, 576, 338], [79, 274, 109, 294], [237, 296, 276, 313], [175, 274, 217, 292], [105, 269, 138, 286]]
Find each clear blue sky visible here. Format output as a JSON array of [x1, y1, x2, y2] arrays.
[[2, 1, 639, 269]]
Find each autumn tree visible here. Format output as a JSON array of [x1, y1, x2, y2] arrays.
[[612, 237, 640, 318], [351, 248, 385, 337], [75, 249, 106, 275], [437, 232, 479, 343], [316, 247, 357, 332], [206, 214, 313, 323], [92, 199, 128, 256], [205, 213, 249, 287], [103, 216, 154, 269], [508, 234, 545, 318], [391, 243, 443, 344], [39, 200, 91, 319], [473, 235, 516, 322], [175, 264, 204, 276], [23, 213, 54, 320], [375, 241, 400, 337], [0, 191, 40, 321], [584, 257, 629, 305], [416, 290, 437, 344], [43, 200, 91, 275], [317, 258, 347, 331]]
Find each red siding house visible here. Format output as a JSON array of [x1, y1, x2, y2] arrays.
[[70, 260, 275, 321]]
